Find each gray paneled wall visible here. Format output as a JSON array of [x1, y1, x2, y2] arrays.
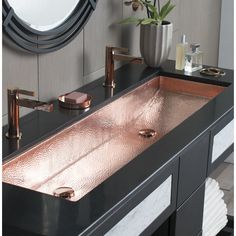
[[38, 34, 84, 101], [2, 0, 222, 125], [218, 0, 234, 69]]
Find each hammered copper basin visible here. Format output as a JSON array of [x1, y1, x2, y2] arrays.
[[3, 76, 225, 201]]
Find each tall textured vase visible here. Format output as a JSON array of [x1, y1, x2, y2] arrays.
[[140, 21, 173, 68]]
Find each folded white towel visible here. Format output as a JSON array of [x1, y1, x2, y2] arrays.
[[202, 178, 228, 236]]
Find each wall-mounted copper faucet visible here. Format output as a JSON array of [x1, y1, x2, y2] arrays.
[[6, 88, 53, 139], [104, 46, 144, 88]]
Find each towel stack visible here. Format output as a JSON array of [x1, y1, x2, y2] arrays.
[[202, 178, 228, 236]]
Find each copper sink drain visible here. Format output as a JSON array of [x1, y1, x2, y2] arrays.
[[53, 187, 75, 199], [139, 129, 157, 138]]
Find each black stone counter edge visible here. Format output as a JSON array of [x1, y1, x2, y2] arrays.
[[3, 60, 234, 236]]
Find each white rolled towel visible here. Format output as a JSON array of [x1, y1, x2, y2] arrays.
[[202, 178, 228, 236]]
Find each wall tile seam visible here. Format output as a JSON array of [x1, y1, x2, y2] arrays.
[[82, 28, 86, 83], [37, 50, 40, 100]]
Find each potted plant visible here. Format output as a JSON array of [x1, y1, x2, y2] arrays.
[[120, 0, 175, 68]]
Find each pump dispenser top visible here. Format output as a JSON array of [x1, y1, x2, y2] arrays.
[[181, 34, 186, 44]]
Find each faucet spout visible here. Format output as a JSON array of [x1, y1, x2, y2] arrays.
[[18, 99, 53, 112], [113, 53, 144, 64], [104, 46, 144, 88], [6, 88, 53, 139]]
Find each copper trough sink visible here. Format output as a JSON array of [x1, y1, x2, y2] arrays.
[[3, 76, 225, 201]]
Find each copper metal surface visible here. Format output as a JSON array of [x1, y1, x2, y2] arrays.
[[200, 67, 226, 77], [53, 187, 75, 199], [58, 93, 92, 110], [3, 76, 225, 201], [104, 46, 144, 88], [6, 88, 53, 139], [139, 129, 157, 138]]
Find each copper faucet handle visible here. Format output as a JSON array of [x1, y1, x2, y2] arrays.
[[17, 89, 35, 97], [106, 46, 129, 54], [113, 46, 129, 53], [7, 88, 35, 97]]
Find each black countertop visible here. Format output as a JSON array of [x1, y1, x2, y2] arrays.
[[3, 60, 234, 236]]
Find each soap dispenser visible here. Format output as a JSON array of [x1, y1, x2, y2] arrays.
[[175, 34, 188, 70], [184, 43, 203, 72]]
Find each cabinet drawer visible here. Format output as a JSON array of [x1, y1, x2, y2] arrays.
[[105, 176, 172, 236], [88, 159, 179, 236], [172, 183, 205, 236], [177, 133, 209, 206], [208, 110, 234, 174], [211, 119, 233, 163]]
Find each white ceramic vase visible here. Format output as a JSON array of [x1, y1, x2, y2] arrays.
[[140, 21, 173, 68]]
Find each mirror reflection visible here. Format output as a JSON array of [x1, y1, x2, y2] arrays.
[[7, 0, 80, 31]]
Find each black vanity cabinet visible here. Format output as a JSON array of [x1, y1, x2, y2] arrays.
[[161, 113, 233, 236], [169, 133, 210, 236], [2, 62, 233, 236], [155, 109, 233, 236], [177, 133, 210, 207], [81, 158, 179, 236], [171, 183, 205, 236], [208, 109, 234, 174]]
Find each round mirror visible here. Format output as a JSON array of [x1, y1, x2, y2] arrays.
[[7, 0, 80, 31], [3, 0, 97, 53]]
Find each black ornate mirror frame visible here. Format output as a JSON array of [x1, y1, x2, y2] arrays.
[[2, 0, 97, 53]]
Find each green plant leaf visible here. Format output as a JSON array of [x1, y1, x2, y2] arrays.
[[136, 18, 145, 26], [159, 1, 175, 20], [159, 0, 171, 17], [121, 0, 175, 26], [160, 4, 175, 21], [117, 17, 140, 25], [139, 0, 159, 20], [140, 18, 158, 24], [147, 4, 159, 20]]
